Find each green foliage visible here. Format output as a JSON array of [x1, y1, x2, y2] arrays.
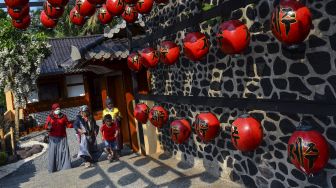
[[202, 3, 215, 11], [0, 151, 8, 166]]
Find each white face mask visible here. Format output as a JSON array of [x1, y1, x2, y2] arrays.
[[54, 109, 61, 115]]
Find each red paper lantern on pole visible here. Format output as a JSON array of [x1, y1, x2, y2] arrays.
[[217, 20, 250, 55], [12, 15, 30, 30], [40, 10, 58, 28], [7, 4, 29, 20], [122, 5, 138, 23], [76, 0, 96, 17], [136, 0, 153, 14], [159, 41, 180, 65], [288, 123, 329, 175], [47, 0, 69, 7], [170, 119, 191, 144], [4, 0, 28, 8], [193, 112, 220, 142], [271, 0, 312, 46], [98, 4, 113, 24], [139, 47, 159, 69], [127, 52, 143, 72], [231, 115, 263, 152], [134, 103, 149, 124], [183, 32, 210, 61], [44, 1, 64, 19], [106, 0, 124, 16], [149, 106, 169, 128], [70, 8, 86, 26]]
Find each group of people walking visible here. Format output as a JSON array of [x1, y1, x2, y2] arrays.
[[44, 98, 121, 173]]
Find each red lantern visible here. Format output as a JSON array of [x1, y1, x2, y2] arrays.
[[193, 112, 220, 142], [70, 8, 86, 26], [183, 32, 210, 61], [170, 119, 191, 144], [47, 0, 69, 7], [40, 10, 58, 28], [7, 4, 29, 20], [159, 41, 180, 65], [106, 0, 124, 16], [154, 0, 168, 4], [217, 20, 250, 55], [44, 1, 64, 19], [139, 47, 159, 69], [271, 0, 312, 46], [98, 4, 113, 24], [76, 0, 96, 17], [127, 52, 143, 72], [134, 103, 149, 124], [149, 106, 169, 128], [136, 0, 153, 14], [122, 5, 138, 23], [124, 0, 137, 4], [288, 124, 329, 175], [4, 0, 28, 8], [12, 15, 30, 30], [87, 0, 106, 7], [231, 115, 263, 152]]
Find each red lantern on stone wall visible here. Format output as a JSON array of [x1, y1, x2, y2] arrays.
[[193, 112, 220, 142], [134, 103, 149, 124], [44, 1, 64, 19], [47, 0, 69, 7], [4, 0, 28, 8], [136, 0, 153, 14], [12, 15, 30, 30], [217, 20, 250, 55], [76, 0, 96, 17], [170, 119, 191, 144], [149, 106, 169, 128], [106, 0, 124, 16], [122, 5, 138, 23], [98, 4, 113, 24], [139, 47, 159, 69], [40, 10, 58, 28], [159, 41, 180, 65], [271, 0, 312, 46], [70, 8, 86, 26], [183, 32, 210, 61], [231, 115, 263, 152], [288, 123, 329, 175], [7, 4, 29, 20], [127, 52, 143, 72]]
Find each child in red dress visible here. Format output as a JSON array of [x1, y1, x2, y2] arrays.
[[100, 114, 120, 161]]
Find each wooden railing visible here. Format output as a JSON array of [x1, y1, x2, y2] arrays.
[[0, 127, 15, 156]]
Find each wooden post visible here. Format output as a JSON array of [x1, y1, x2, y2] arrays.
[[10, 127, 15, 156], [0, 129, 5, 152]]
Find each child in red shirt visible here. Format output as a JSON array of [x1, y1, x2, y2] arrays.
[[101, 114, 119, 161]]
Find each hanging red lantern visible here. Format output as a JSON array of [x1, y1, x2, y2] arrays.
[[40, 10, 58, 28], [170, 119, 191, 144], [217, 20, 250, 55], [47, 0, 69, 7], [76, 0, 96, 17], [122, 5, 138, 23], [154, 0, 168, 4], [12, 15, 30, 30], [4, 0, 28, 8], [149, 106, 169, 128], [183, 32, 210, 61], [159, 41, 180, 65], [44, 1, 64, 19], [288, 123, 329, 175], [98, 4, 113, 24], [136, 0, 153, 14], [87, 0, 106, 7], [134, 103, 149, 124], [7, 4, 29, 20], [127, 52, 143, 72], [193, 112, 220, 142], [124, 0, 137, 4], [231, 115, 263, 152], [271, 0, 312, 46], [139, 47, 159, 69], [106, 0, 124, 16], [70, 8, 86, 26]]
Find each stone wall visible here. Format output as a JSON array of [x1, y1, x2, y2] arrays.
[[142, 0, 336, 187]]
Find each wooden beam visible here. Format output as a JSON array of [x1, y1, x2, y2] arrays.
[[136, 94, 336, 116]]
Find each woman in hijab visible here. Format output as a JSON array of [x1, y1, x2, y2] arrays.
[[45, 103, 72, 173], [73, 105, 98, 168]]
